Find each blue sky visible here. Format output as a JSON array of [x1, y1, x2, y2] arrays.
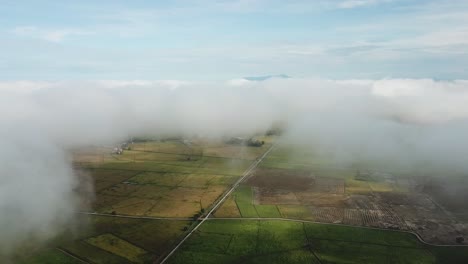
[[1, 0, 468, 80]]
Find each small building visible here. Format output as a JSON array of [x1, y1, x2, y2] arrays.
[[112, 147, 123, 155]]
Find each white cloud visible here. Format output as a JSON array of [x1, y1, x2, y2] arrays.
[[95, 80, 190, 90], [3, 78, 468, 257], [337, 0, 389, 9], [11, 26, 93, 42], [0, 80, 53, 93]]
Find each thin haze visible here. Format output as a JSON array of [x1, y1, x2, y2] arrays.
[[2, 78, 468, 257]]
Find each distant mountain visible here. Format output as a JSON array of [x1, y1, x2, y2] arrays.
[[243, 74, 290, 81]]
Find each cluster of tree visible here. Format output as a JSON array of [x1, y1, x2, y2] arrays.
[[226, 137, 265, 147], [192, 208, 205, 221], [246, 138, 264, 147]]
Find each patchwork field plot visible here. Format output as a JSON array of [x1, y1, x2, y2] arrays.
[[17, 249, 83, 264], [18, 140, 468, 263], [18, 139, 275, 263], [215, 146, 468, 245], [72, 140, 273, 219], [86, 233, 151, 263], [167, 220, 450, 264], [15, 215, 190, 264], [214, 186, 282, 218]]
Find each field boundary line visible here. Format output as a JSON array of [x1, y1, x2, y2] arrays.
[[302, 222, 323, 264], [131, 149, 256, 162], [56, 247, 91, 264], [77, 211, 191, 221], [206, 217, 468, 247], [159, 145, 276, 264]]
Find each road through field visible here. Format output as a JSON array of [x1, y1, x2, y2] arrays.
[[159, 145, 275, 264]]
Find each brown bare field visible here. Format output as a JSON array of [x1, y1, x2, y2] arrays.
[[178, 174, 217, 188], [295, 193, 347, 207], [146, 201, 201, 217], [246, 168, 346, 207], [92, 193, 125, 211], [96, 187, 206, 217], [163, 187, 206, 203], [71, 139, 257, 220], [99, 183, 141, 197], [213, 196, 241, 217], [131, 185, 172, 200], [246, 168, 314, 191], [235, 167, 468, 244], [255, 189, 300, 205], [113, 152, 182, 164], [201, 145, 268, 160], [77, 169, 141, 192], [108, 198, 158, 216], [208, 175, 239, 186], [200, 186, 226, 209], [89, 173, 235, 218]]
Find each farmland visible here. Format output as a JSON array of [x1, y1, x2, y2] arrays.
[[76, 138, 271, 218], [15, 139, 468, 264], [168, 219, 452, 264], [17, 216, 190, 264], [214, 145, 468, 246], [15, 138, 272, 263]]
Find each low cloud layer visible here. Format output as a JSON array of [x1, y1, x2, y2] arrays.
[[1, 78, 468, 256]]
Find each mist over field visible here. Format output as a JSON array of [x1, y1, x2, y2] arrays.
[[2, 78, 468, 256]]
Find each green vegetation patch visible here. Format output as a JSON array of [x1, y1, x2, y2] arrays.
[[345, 179, 372, 194], [168, 220, 451, 264], [16, 249, 83, 264], [255, 204, 281, 218], [257, 221, 307, 254], [430, 246, 468, 264], [131, 141, 187, 154], [304, 224, 422, 248], [278, 205, 311, 219], [248, 249, 320, 264], [200, 220, 258, 235], [110, 219, 189, 256], [127, 172, 186, 186], [51, 216, 191, 263], [169, 251, 236, 264], [313, 240, 434, 264], [234, 186, 258, 217], [232, 186, 281, 218], [62, 241, 131, 264], [168, 220, 316, 264], [86, 233, 151, 263], [182, 232, 233, 254]]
